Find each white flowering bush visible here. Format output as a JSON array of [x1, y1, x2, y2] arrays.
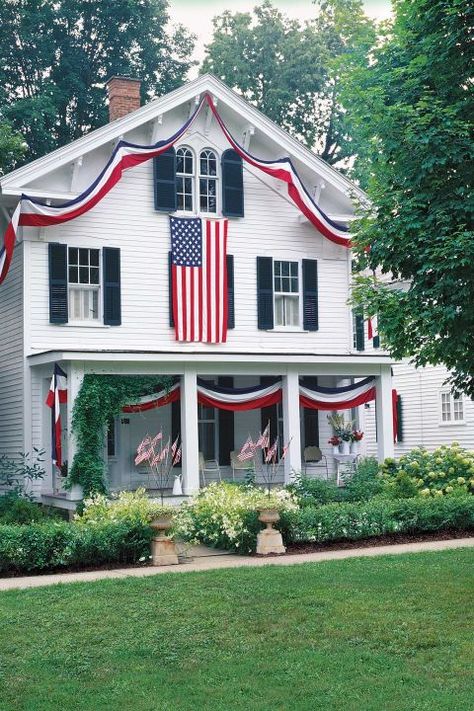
[[77, 488, 176, 525], [175, 482, 298, 553]]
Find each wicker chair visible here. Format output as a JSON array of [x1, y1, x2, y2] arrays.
[[199, 453, 222, 487], [303, 446, 329, 479]]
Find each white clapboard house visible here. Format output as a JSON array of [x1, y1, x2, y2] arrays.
[[0, 74, 396, 510]]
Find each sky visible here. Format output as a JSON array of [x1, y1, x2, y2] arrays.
[[168, 0, 393, 73]]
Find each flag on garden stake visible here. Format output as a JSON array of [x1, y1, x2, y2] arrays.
[[238, 435, 256, 461], [170, 216, 228, 343], [265, 438, 279, 463], [256, 423, 270, 449], [45, 364, 67, 470]]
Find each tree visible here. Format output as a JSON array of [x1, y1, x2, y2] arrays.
[[350, 0, 474, 394], [0, 120, 26, 176], [0, 0, 195, 163], [202, 0, 376, 164]]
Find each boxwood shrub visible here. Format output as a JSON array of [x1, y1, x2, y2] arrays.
[[0, 519, 152, 576], [281, 495, 474, 544]]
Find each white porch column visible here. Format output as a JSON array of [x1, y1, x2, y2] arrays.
[[67, 362, 85, 501], [375, 366, 394, 462], [181, 368, 200, 495], [282, 371, 302, 483]]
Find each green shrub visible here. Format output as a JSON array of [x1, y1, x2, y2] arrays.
[[0, 494, 46, 524], [176, 482, 298, 554], [281, 495, 474, 544], [288, 458, 382, 507], [344, 457, 383, 501], [380, 444, 474, 498], [0, 519, 152, 575], [77, 488, 176, 525]]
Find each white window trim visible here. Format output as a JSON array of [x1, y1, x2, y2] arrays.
[[67, 247, 102, 324], [172, 143, 222, 218], [273, 259, 302, 329], [439, 390, 465, 426], [198, 147, 219, 217]]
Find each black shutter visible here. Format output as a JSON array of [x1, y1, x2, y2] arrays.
[[48, 243, 68, 324], [373, 335, 380, 349], [396, 394, 403, 442], [153, 147, 177, 212], [302, 259, 318, 331], [227, 254, 235, 329], [260, 376, 278, 445], [301, 377, 320, 450], [257, 256, 274, 330], [221, 149, 244, 217], [168, 251, 174, 327], [103, 247, 121, 326], [218, 377, 234, 465], [355, 312, 365, 351]]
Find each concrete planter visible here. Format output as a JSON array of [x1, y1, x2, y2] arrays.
[[150, 515, 179, 566], [256, 508, 286, 555]]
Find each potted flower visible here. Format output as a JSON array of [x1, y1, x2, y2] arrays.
[[328, 435, 342, 455], [327, 414, 354, 455], [256, 491, 290, 555], [350, 430, 364, 454]]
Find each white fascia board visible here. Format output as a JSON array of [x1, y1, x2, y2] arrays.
[[1, 74, 367, 207], [27, 350, 392, 370]]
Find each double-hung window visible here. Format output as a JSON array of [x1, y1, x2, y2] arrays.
[[199, 149, 218, 213], [176, 146, 194, 212], [68, 247, 100, 321], [274, 260, 300, 327], [440, 392, 464, 424]]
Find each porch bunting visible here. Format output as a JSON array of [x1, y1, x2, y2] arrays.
[[0, 95, 350, 287], [121, 377, 378, 413], [298, 377, 376, 410]]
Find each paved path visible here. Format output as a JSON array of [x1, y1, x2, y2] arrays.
[[1, 537, 472, 592]]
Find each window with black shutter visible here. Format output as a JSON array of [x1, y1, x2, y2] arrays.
[[221, 149, 244, 217], [302, 259, 318, 331], [103, 247, 121, 326], [396, 394, 403, 442], [49, 243, 68, 324], [153, 147, 177, 212], [257, 256, 274, 330], [301, 376, 320, 449]]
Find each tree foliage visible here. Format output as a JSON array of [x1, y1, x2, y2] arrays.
[[202, 0, 376, 164], [0, 0, 195, 165], [0, 120, 26, 176], [350, 0, 474, 394]]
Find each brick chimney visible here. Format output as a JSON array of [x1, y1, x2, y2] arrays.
[[106, 76, 141, 122]]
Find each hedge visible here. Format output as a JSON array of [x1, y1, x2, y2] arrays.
[[0, 520, 152, 576], [281, 495, 474, 544]]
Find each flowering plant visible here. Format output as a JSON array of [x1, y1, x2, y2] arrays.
[[327, 413, 354, 442], [351, 430, 364, 442], [174, 482, 298, 553], [77, 488, 176, 525], [328, 435, 342, 446]]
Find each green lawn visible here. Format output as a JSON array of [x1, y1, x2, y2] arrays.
[[0, 550, 473, 711]]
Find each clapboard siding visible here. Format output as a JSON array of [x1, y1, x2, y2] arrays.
[[364, 361, 474, 458], [26, 151, 352, 355], [0, 243, 24, 459]]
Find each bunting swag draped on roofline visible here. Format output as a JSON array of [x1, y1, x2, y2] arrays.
[[0, 94, 350, 286], [299, 377, 376, 410], [121, 377, 376, 413]]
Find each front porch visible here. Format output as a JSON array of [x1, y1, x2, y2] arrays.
[[30, 351, 395, 506]]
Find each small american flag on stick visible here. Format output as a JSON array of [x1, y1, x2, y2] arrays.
[[170, 216, 228, 344], [237, 435, 256, 461]]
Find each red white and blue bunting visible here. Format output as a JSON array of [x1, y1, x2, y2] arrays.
[[0, 94, 350, 286], [121, 377, 376, 413]]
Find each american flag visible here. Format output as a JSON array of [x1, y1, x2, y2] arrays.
[[237, 435, 256, 462], [170, 216, 228, 343], [256, 423, 270, 449], [265, 438, 279, 463]]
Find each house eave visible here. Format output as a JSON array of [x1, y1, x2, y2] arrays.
[[0, 74, 368, 207]]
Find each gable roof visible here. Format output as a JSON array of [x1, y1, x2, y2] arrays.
[[0, 73, 366, 206]]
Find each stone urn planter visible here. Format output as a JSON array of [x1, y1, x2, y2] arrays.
[[150, 514, 179, 566], [256, 508, 286, 555]]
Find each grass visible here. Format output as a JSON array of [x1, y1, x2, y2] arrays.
[[0, 549, 473, 711]]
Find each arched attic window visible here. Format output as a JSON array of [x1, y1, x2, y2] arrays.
[[199, 148, 218, 214], [176, 146, 194, 212]]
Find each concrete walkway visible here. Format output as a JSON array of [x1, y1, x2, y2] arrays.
[[1, 537, 472, 592]]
